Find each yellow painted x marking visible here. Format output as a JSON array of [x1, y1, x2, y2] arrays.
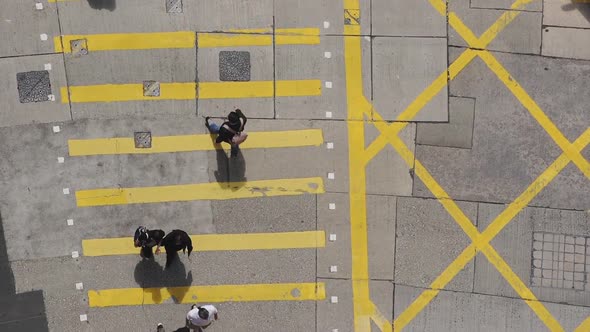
[[342, 0, 590, 331]]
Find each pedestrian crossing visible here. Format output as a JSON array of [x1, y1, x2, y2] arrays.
[[62, 19, 329, 315]]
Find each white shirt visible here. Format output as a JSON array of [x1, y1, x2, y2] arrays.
[[187, 305, 218, 326]]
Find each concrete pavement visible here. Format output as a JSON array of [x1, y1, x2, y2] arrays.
[[0, 0, 589, 331]]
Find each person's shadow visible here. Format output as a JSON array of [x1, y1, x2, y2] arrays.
[[133, 253, 193, 305], [210, 134, 247, 191], [87, 0, 116, 11], [562, 1, 590, 23]]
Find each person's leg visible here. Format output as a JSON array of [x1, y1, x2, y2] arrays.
[[230, 143, 239, 157], [142, 246, 154, 259], [206, 118, 220, 134]]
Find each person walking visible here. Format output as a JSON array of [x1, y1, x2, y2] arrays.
[[133, 226, 165, 259], [186, 304, 218, 331], [205, 109, 248, 157], [159, 229, 193, 269]]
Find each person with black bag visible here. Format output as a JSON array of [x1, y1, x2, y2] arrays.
[[205, 109, 248, 157]]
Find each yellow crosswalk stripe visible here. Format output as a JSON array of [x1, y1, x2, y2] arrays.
[[88, 282, 326, 307], [76, 177, 324, 207], [61, 80, 321, 103], [82, 231, 326, 256], [69, 129, 324, 156], [54, 28, 319, 53]]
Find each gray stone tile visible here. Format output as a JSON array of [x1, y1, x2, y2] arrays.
[[16, 70, 51, 103], [372, 0, 446, 36], [395, 197, 477, 292], [372, 37, 448, 122], [543, 0, 590, 29], [417, 97, 476, 149], [474, 203, 532, 298], [542, 27, 590, 61], [394, 285, 590, 332]]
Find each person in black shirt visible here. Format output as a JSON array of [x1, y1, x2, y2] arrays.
[[206, 109, 247, 157], [160, 229, 193, 268], [133, 226, 165, 259]]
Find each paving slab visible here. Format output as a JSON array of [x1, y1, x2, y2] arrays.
[[0, 0, 60, 57], [198, 41, 273, 119], [372, 0, 447, 36], [365, 122, 415, 196], [416, 96, 476, 149], [372, 37, 448, 122], [317, 193, 396, 280], [317, 278, 393, 332], [543, 0, 590, 29], [275, 36, 346, 120], [471, 0, 543, 11], [57, 0, 273, 33], [395, 197, 477, 292], [473, 203, 533, 299], [394, 284, 590, 331], [0, 54, 70, 127], [542, 27, 590, 60], [449, 0, 542, 54], [529, 206, 590, 305], [274, 0, 371, 35], [417, 48, 590, 211]]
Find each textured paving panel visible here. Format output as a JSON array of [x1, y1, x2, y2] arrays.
[[16, 71, 51, 103], [219, 51, 251, 81]]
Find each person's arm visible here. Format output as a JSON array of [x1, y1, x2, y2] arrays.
[[214, 313, 218, 320], [235, 109, 247, 129], [154, 230, 166, 254]]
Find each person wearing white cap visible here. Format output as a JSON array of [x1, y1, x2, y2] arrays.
[[186, 304, 218, 331]]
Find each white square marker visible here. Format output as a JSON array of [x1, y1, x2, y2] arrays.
[[57, 157, 65, 163], [324, 51, 332, 59], [75, 282, 84, 290], [325, 111, 333, 118], [44, 63, 52, 71], [330, 296, 338, 303], [71, 251, 79, 258], [325, 81, 333, 89], [326, 142, 334, 149], [327, 172, 335, 180], [79, 314, 87, 322], [329, 203, 336, 210], [63, 188, 70, 195], [323, 21, 330, 29], [329, 234, 337, 242], [35, 3, 43, 10], [48, 94, 55, 101], [330, 265, 338, 273], [40, 33, 48, 41], [332, 329, 339, 332], [364, 36, 371, 41], [52, 125, 60, 133], [67, 219, 74, 226]]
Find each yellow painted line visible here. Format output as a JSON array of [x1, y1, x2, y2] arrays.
[[82, 231, 326, 256], [62, 80, 321, 103], [55, 28, 319, 53], [199, 28, 320, 47], [478, 51, 590, 180], [575, 316, 590, 332], [370, 301, 393, 332], [68, 129, 324, 156], [76, 177, 324, 207], [88, 282, 326, 307], [54, 32, 195, 53]]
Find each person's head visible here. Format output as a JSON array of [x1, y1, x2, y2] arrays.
[[134, 226, 149, 247], [227, 111, 240, 125], [198, 307, 209, 320]]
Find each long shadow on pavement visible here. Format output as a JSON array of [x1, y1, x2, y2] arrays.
[[0, 212, 49, 331]]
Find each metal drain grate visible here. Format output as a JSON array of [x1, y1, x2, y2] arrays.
[[531, 232, 588, 291]]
